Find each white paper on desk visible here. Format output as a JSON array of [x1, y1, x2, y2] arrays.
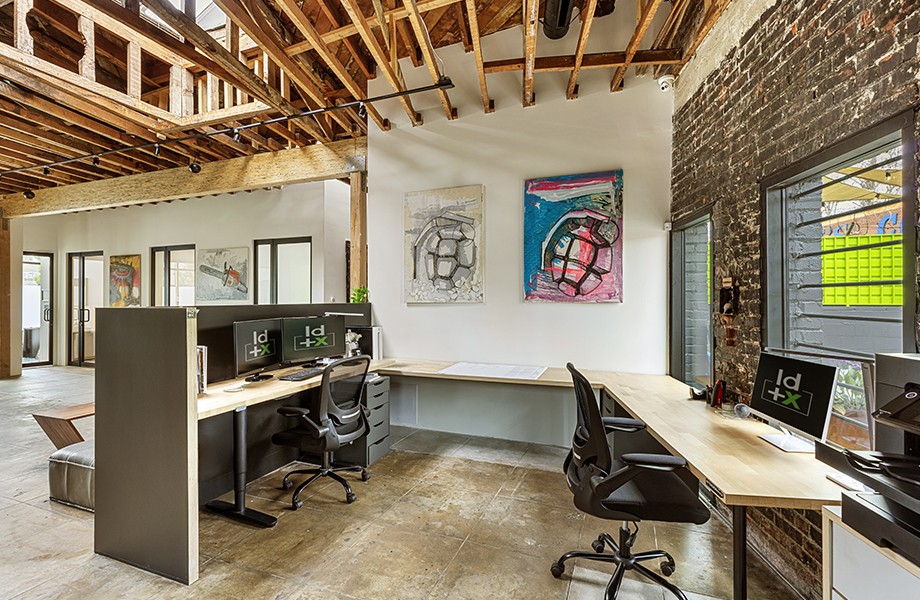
[[437, 362, 548, 380]]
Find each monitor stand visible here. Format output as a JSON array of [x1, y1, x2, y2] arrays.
[[760, 429, 814, 453]]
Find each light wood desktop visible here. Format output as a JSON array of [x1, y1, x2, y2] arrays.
[[371, 358, 846, 600]]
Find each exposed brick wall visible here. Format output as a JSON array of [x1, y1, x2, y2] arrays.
[[671, 1, 920, 598]]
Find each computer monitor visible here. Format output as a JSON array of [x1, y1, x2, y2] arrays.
[[233, 318, 283, 377], [749, 352, 838, 453], [281, 316, 345, 364]]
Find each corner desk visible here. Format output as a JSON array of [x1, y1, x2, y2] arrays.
[[371, 358, 846, 600]]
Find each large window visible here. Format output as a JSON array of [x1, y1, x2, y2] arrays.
[[254, 237, 312, 304], [151, 245, 196, 306], [670, 207, 712, 388], [762, 112, 917, 449]]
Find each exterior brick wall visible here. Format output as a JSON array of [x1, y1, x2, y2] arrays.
[[671, 1, 920, 598]]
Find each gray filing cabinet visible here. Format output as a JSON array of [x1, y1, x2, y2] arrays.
[[337, 374, 390, 467]]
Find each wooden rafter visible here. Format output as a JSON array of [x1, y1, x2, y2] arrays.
[[388, 0, 422, 68], [639, 0, 687, 76], [402, 0, 455, 120], [610, 0, 663, 92], [485, 49, 681, 73], [340, 0, 422, 125], [314, 0, 375, 78], [673, 0, 731, 76], [566, 0, 598, 100], [465, 0, 492, 113], [275, 0, 390, 131], [522, 0, 537, 107]]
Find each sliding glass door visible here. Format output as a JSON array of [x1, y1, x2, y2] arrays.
[[68, 251, 104, 367], [23, 253, 53, 367]]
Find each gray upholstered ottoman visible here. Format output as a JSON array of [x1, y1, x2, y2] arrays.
[[48, 440, 95, 511]]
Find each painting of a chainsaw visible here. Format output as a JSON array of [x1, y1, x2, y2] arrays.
[[198, 262, 249, 294]]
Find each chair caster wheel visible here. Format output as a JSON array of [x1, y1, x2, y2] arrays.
[[292, 499, 303, 510], [660, 560, 675, 577], [361, 470, 370, 481], [550, 562, 564, 578], [346, 493, 357, 503], [591, 539, 605, 553], [282, 480, 293, 491]]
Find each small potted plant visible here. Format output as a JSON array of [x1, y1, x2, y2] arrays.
[[345, 331, 362, 357], [350, 286, 369, 303]]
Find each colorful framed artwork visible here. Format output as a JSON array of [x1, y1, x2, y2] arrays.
[[109, 254, 141, 307], [196, 247, 249, 301], [404, 184, 484, 303], [524, 170, 623, 303]]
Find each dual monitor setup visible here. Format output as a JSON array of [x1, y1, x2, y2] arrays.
[[233, 315, 345, 379]]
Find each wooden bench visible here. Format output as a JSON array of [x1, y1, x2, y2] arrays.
[[32, 402, 95, 449]]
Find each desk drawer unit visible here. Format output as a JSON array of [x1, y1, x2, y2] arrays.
[[337, 376, 390, 467]]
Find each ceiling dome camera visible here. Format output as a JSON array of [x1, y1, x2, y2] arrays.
[[658, 75, 676, 92]]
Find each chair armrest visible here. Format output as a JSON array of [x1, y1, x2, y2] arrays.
[[621, 453, 686, 471], [277, 406, 329, 439], [602, 417, 645, 433]]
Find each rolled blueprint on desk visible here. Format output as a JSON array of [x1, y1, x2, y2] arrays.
[[437, 362, 548, 380]]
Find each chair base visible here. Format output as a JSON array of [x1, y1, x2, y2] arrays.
[[282, 453, 370, 510], [551, 523, 688, 600]]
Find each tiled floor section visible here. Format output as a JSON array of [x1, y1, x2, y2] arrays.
[[0, 367, 800, 600]]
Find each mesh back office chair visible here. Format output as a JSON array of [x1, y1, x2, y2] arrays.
[[551, 364, 711, 600], [272, 355, 371, 510]]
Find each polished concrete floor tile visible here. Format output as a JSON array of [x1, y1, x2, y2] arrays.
[[378, 482, 494, 539], [387, 424, 419, 445], [244, 462, 337, 504], [307, 524, 462, 600], [429, 541, 570, 600], [366, 449, 445, 481], [426, 456, 515, 495], [300, 473, 416, 521], [28, 497, 95, 522], [498, 467, 573, 509], [566, 566, 666, 600], [207, 490, 294, 521], [452, 436, 530, 466], [517, 444, 569, 472], [197, 508, 258, 558], [293, 585, 361, 600], [155, 558, 303, 600], [391, 429, 472, 456], [0, 468, 48, 504], [215, 507, 371, 579], [467, 495, 584, 560], [574, 519, 662, 577]]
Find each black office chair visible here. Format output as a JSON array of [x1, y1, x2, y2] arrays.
[[551, 364, 711, 600], [272, 355, 372, 509]]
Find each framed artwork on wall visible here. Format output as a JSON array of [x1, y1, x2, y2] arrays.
[[523, 170, 623, 303], [404, 184, 484, 303], [109, 254, 141, 307], [196, 247, 249, 301]]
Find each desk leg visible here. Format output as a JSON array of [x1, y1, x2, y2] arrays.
[[205, 406, 277, 528], [733, 505, 747, 600]]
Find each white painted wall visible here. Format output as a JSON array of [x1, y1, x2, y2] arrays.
[[21, 181, 346, 366], [323, 180, 351, 303], [367, 24, 674, 374]]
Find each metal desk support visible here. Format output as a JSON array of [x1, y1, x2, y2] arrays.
[[734, 505, 747, 600]]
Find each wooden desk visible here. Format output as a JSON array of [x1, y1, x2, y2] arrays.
[[32, 402, 95, 449], [371, 358, 845, 600]]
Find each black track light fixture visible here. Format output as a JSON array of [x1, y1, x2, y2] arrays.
[[232, 128, 241, 143], [23, 190, 34, 199], [43, 166, 50, 176], [93, 156, 100, 166], [189, 161, 201, 173], [358, 102, 366, 119], [154, 144, 160, 157]]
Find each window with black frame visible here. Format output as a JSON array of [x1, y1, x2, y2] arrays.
[[254, 237, 312, 304], [670, 207, 712, 389], [762, 112, 917, 450]]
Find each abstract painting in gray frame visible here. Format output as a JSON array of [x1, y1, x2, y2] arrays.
[[196, 247, 250, 302], [404, 185, 484, 303]]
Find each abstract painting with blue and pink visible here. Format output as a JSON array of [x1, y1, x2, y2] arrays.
[[523, 170, 623, 303]]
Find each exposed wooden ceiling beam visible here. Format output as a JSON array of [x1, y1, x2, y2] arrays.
[[464, 0, 492, 113], [340, 0, 422, 125], [522, 0, 537, 107], [314, 0, 375, 79], [610, 0, 663, 92], [566, 0, 598, 100], [639, 0, 686, 76], [275, 0, 390, 131], [402, 0, 455, 120], [484, 49, 682, 73], [0, 137, 368, 217], [673, 0, 731, 76], [389, 0, 422, 68]]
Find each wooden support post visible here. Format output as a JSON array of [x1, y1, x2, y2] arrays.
[[0, 214, 10, 378], [206, 73, 219, 111], [224, 17, 238, 108], [169, 65, 194, 117], [78, 16, 95, 81], [127, 41, 141, 99], [14, 0, 33, 55], [349, 171, 367, 293]]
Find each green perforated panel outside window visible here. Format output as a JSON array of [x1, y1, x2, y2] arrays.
[[821, 234, 902, 305]]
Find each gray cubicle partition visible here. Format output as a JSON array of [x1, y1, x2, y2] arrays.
[[95, 307, 199, 584]]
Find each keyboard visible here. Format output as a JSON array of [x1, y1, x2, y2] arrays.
[[279, 367, 324, 382]]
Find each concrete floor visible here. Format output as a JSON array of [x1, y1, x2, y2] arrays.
[[0, 366, 799, 600]]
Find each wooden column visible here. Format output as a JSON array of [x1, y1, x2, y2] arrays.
[[349, 171, 367, 293], [13, 0, 33, 55], [169, 65, 194, 117], [78, 16, 95, 81], [0, 215, 9, 379], [127, 41, 141, 99]]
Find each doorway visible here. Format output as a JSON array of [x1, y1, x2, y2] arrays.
[[23, 253, 53, 367], [68, 251, 104, 367]]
